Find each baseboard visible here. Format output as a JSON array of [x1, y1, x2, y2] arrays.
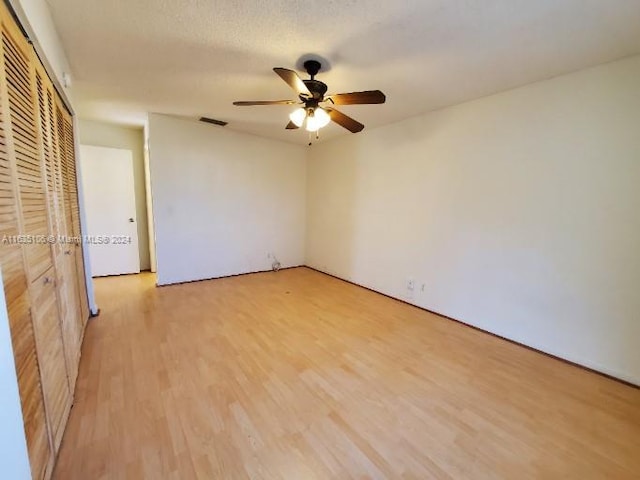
[[155, 265, 304, 287], [303, 266, 639, 389]]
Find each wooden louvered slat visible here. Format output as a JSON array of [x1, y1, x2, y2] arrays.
[[7, 86, 36, 122], [2, 5, 71, 473], [0, 3, 52, 479]]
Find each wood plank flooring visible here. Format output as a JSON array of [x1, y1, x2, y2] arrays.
[[53, 267, 640, 479]]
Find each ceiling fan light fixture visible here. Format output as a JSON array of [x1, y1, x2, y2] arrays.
[[305, 107, 330, 132], [315, 107, 331, 128], [289, 107, 306, 127]]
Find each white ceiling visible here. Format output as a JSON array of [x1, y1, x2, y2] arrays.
[[48, 0, 640, 144]]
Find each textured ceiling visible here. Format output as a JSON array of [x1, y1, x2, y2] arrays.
[[48, 0, 640, 144]]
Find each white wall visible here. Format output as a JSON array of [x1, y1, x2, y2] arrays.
[[306, 55, 640, 385], [78, 120, 150, 270], [0, 269, 32, 480], [148, 114, 306, 285]]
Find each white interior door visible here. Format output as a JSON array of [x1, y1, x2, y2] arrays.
[[79, 145, 140, 277]]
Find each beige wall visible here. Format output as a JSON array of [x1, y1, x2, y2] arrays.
[[78, 119, 151, 270], [306, 55, 640, 385], [148, 114, 306, 286]]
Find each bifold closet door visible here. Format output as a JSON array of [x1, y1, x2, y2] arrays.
[[58, 104, 88, 325], [1, 1, 71, 457], [0, 3, 53, 479], [36, 64, 82, 393]]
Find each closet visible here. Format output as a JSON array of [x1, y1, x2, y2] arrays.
[[0, 2, 89, 479]]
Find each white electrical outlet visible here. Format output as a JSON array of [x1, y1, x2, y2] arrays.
[[407, 279, 415, 291], [420, 283, 425, 292]]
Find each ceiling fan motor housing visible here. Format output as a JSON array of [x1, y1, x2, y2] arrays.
[[302, 80, 328, 101], [301, 60, 327, 101]]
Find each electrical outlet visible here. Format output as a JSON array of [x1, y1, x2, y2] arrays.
[[420, 283, 425, 292], [407, 279, 415, 291]]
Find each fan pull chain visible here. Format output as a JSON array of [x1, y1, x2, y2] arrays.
[[308, 130, 320, 146]]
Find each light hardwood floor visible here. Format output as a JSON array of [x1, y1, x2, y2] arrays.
[[53, 267, 640, 479]]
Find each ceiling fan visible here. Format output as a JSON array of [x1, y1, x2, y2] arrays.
[[233, 60, 386, 134]]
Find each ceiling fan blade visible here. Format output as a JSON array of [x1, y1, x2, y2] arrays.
[[233, 100, 298, 106], [273, 68, 312, 97], [326, 90, 386, 105], [326, 108, 365, 133], [285, 121, 299, 130]]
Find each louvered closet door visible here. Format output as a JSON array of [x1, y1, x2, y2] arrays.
[[36, 65, 82, 393], [1, 8, 71, 455], [58, 102, 86, 339], [58, 103, 89, 325], [0, 3, 53, 479]]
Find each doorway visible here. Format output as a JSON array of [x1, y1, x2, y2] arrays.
[[79, 145, 140, 277]]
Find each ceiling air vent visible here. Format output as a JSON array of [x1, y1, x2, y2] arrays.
[[199, 116, 228, 127]]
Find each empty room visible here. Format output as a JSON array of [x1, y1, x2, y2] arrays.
[[0, 0, 639, 478]]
